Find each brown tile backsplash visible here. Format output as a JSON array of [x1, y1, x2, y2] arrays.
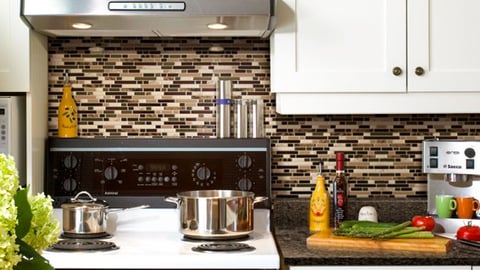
[[48, 37, 480, 199]]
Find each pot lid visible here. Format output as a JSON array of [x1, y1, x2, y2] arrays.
[[61, 202, 106, 209], [62, 191, 109, 208]]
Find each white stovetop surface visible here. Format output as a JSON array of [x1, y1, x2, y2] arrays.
[[43, 208, 280, 269]]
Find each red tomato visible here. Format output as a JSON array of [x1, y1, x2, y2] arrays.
[[411, 216, 435, 231], [457, 222, 480, 241]]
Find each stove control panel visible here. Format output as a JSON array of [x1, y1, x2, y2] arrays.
[[46, 138, 271, 207]]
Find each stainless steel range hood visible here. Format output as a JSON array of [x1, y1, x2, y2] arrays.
[[20, 0, 276, 37]]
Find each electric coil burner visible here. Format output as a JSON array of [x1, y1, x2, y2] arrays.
[[51, 239, 119, 252], [182, 234, 252, 242], [192, 242, 255, 253]]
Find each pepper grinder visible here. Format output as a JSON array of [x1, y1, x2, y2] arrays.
[[216, 80, 232, 138]]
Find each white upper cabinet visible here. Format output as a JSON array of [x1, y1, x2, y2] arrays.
[[0, 0, 30, 92], [408, 0, 480, 92], [271, 0, 480, 114], [0, 0, 48, 193], [272, 0, 406, 93]]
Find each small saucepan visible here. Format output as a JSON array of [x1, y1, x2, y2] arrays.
[[62, 191, 148, 235]]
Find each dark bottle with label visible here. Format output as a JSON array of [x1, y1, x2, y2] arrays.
[[333, 152, 347, 228]]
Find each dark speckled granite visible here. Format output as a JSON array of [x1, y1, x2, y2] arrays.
[[275, 227, 480, 267], [272, 198, 428, 229], [272, 198, 480, 268]]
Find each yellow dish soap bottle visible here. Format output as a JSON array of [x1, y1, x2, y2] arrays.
[[309, 162, 330, 233], [58, 73, 78, 137]]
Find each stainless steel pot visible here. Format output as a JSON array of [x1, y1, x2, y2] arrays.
[[62, 191, 109, 235], [166, 190, 268, 239], [62, 191, 149, 235]]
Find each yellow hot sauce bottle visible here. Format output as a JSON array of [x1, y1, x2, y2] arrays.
[[58, 73, 78, 137], [309, 162, 330, 233]]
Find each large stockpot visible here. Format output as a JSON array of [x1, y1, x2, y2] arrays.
[[166, 190, 268, 239]]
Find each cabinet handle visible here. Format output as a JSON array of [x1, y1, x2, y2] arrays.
[[415, 67, 425, 76], [392, 67, 402, 76]]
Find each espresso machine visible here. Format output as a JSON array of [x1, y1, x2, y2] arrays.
[[422, 139, 480, 233]]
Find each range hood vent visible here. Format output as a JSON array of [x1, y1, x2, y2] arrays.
[[20, 0, 276, 37]]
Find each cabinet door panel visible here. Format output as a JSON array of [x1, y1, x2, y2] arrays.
[[0, 0, 29, 92], [408, 0, 480, 92], [271, 0, 406, 93]]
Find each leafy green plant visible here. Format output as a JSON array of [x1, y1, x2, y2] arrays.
[[0, 154, 60, 270]]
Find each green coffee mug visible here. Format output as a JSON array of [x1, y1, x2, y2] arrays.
[[436, 195, 457, 218]]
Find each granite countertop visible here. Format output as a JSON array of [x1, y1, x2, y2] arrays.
[[272, 198, 480, 267], [274, 227, 480, 267]]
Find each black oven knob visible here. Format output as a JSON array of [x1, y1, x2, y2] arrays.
[[238, 177, 252, 191], [237, 154, 253, 169], [63, 154, 79, 169], [63, 177, 78, 192], [196, 166, 211, 181], [104, 166, 119, 181]]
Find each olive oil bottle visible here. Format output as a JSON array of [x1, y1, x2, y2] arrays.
[[58, 73, 78, 137], [309, 162, 330, 233]]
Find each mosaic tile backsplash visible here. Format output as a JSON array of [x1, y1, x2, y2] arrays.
[[48, 37, 480, 199]]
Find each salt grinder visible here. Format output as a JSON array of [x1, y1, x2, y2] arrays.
[[249, 99, 264, 138]]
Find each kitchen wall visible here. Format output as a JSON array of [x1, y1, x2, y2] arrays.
[[47, 37, 480, 199]]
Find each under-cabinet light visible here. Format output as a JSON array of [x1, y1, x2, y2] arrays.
[[207, 22, 228, 30], [72, 22, 93, 29]]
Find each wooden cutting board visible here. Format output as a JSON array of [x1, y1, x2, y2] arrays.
[[307, 229, 452, 253]]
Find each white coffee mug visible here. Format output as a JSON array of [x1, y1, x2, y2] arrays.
[[358, 206, 378, 222]]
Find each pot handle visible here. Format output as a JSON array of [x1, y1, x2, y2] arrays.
[[253, 196, 268, 205], [165, 197, 181, 205], [71, 191, 97, 203], [107, 204, 150, 214]]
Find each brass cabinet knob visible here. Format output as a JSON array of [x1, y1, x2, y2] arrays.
[[415, 67, 425, 76], [392, 67, 402, 76]]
